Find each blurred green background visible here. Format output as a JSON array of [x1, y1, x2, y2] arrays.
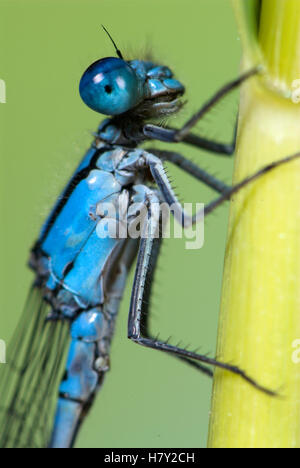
[[0, 0, 241, 448]]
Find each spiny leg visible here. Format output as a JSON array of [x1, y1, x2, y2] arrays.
[[128, 192, 276, 395], [132, 210, 213, 378], [131, 150, 300, 393], [143, 69, 257, 154], [147, 148, 230, 194], [143, 151, 300, 227], [143, 152, 206, 227], [204, 151, 300, 216], [180, 118, 238, 155], [146, 126, 237, 156]]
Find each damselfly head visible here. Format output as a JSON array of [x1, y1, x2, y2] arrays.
[[79, 26, 184, 118], [79, 57, 185, 118]]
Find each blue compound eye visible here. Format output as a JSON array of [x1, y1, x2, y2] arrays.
[[79, 57, 142, 115]]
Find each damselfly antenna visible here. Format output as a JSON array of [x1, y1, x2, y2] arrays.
[[101, 25, 124, 60]]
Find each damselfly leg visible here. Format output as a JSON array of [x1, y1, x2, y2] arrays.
[[122, 67, 298, 394], [128, 150, 300, 396], [151, 149, 230, 194], [143, 69, 256, 154]]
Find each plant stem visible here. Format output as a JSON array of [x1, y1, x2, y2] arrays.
[[259, 0, 300, 90], [208, 0, 300, 448]]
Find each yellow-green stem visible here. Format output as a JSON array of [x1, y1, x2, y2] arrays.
[[259, 0, 300, 90], [208, 0, 300, 448]]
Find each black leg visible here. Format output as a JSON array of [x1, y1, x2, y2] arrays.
[[146, 119, 238, 156], [128, 194, 276, 395], [133, 213, 213, 378], [181, 126, 237, 155], [142, 153, 204, 228], [148, 148, 230, 194], [204, 151, 300, 216], [143, 69, 257, 154], [129, 191, 213, 377], [143, 151, 300, 226]]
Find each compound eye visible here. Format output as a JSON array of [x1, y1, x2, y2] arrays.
[[79, 57, 141, 115]]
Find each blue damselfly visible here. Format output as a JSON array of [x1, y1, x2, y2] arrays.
[[0, 28, 299, 448]]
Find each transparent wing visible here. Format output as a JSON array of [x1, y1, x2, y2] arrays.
[[0, 287, 69, 448]]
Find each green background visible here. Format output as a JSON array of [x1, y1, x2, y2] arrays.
[[0, 0, 241, 448]]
